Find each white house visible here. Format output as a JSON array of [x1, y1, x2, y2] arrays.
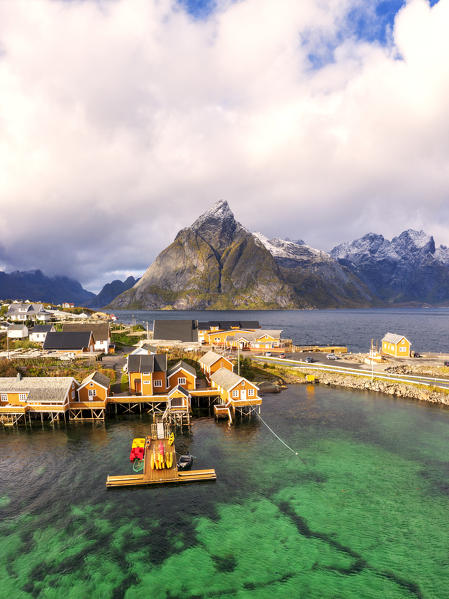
[[29, 325, 55, 344], [7, 325, 29, 339], [7, 302, 48, 322]]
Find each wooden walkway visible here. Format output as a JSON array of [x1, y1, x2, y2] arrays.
[[106, 433, 216, 488]]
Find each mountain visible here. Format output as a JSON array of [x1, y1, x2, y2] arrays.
[[88, 276, 138, 308], [254, 234, 375, 308], [0, 269, 95, 305], [331, 230, 449, 304], [109, 200, 301, 310]]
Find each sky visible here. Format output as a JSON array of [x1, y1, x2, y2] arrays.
[[1, 0, 449, 292]]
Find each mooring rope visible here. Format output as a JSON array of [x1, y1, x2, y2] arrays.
[[255, 412, 306, 464]]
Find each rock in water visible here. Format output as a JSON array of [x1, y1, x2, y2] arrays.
[[109, 200, 300, 310]]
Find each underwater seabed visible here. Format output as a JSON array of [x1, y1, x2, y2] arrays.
[[1, 385, 449, 598]]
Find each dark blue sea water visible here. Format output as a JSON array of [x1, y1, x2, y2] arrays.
[[113, 308, 449, 353]]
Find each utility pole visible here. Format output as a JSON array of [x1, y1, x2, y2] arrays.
[[238, 344, 240, 376]]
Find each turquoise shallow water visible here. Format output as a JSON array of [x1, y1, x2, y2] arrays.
[[1, 385, 449, 598]]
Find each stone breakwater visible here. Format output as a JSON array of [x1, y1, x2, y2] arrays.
[[298, 370, 449, 407]]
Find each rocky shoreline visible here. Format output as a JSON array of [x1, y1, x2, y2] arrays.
[[298, 370, 449, 406]]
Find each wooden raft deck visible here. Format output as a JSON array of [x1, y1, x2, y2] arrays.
[[106, 435, 216, 488]]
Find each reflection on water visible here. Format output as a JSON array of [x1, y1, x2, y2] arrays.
[[1, 385, 449, 598]]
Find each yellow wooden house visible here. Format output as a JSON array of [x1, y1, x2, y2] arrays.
[[77, 371, 110, 403], [198, 351, 234, 378], [210, 368, 261, 409], [381, 333, 411, 358], [128, 354, 168, 395], [166, 360, 196, 390]]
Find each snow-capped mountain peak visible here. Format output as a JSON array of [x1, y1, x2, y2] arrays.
[[253, 233, 330, 262]]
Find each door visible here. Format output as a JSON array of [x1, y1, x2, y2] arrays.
[[135, 379, 141, 394], [240, 389, 246, 401]]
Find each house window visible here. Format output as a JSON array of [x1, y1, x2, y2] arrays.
[[232, 390, 239, 398], [178, 377, 186, 385], [0, 393, 7, 402], [248, 389, 255, 397], [214, 337, 220, 342], [71, 390, 75, 399], [399, 347, 407, 352], [19, 393, 27, 401], [154, 380, 162, 387], [88, 389, 96, 397]]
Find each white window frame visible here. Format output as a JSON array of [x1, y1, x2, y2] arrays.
[[178, 377, 186, 385], [0, 393, 7, 401], [248, 389, 255, 397], [153, 380, 162, 388], [88, 389, 96, 397], [19, 393, 27, 401], [232, 389, 239, 398]]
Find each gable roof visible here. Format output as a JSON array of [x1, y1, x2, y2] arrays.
[[30, 325, 53, 334], [167, 360, 197, 378], [8, 324, 28, 331], [198, 350, 231, 368], [0, 376, 74, 403], [7, 302, 44, 314], [382, 333, 410, 345], [43, 331, 93, 350], [198, 320, 261, 331], [168, 385, 190, 398], [211, 368, 258, 392], [153, 320, 198, 342], [80, 371, 110, 389], [127, 353, 167, 373], [62, 322, 109, 342]]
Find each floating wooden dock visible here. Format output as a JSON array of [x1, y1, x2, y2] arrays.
[[106, 426, 216, 488]]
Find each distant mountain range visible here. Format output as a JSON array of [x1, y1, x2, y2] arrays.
[[2, 202, 449, 310], [0, 270, 137, 308], [108, 200, 449, 310], [0, 270, 95, 306]]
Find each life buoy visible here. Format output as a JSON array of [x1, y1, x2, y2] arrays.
[[168, 433, 175, 446]]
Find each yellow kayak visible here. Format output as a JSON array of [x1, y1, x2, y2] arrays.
[[166, 452, 173, 469], [168, 433, 175, 446]]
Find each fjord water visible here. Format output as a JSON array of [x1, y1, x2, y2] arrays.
[[115, 307, 449, 353], [1, 385, 449, 598]]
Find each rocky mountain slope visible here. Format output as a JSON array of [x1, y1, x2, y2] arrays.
[[88, 276, 138, 308], [331, 230, 449, 304], [109, 200, 301, 310], [0, 269, 95, 305], [254, 234, 375, 308]]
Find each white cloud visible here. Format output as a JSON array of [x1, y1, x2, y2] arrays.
[[0, 0, 448, 289]]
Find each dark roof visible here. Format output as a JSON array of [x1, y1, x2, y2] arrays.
[[31, 325, 53, 333], [168, 385, 190, 398], [167, 360, 197, 378], [153, 320, 198, 342], [197, 320, 260, 331], [81, 371, 111, 388], [43, 331, 93, 350], [62, 322, 109, 341], [127, 353, 167, 373]]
